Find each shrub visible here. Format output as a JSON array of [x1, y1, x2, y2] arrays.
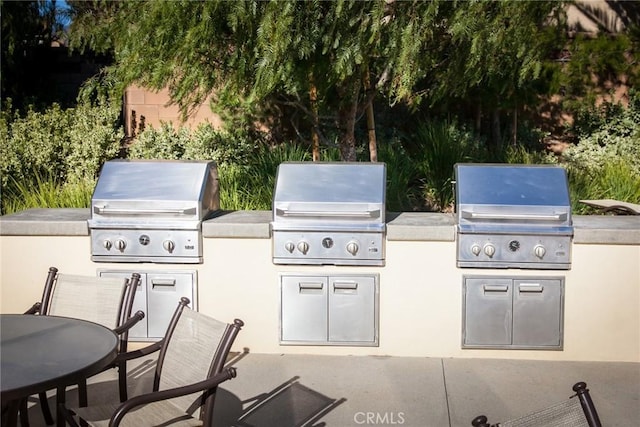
[[3, 172, 94, 214], [568, 160, 640, 214], [563, 90, 640, 175], [128, 122, 189, 160], [410, 120, 486, 211], [377, 139, 421, 212], [0, 101, 122, 214], [129, 121, 257, 167]]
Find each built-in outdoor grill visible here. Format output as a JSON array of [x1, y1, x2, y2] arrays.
[[455, 163, 573, 270], [272, 162, 386, 266], [88, 159, 219, 263]]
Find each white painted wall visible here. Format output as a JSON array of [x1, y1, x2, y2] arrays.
[[2, 234, 638, 362]]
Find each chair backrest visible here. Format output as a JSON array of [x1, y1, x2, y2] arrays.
[[153, 297, 244, 421], [41, 267, 139, 331], [472, 382, 601, 427]]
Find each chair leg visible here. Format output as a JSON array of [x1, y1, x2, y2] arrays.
[[78, 380, 88, 407], [19, 398, 29, 427], [118, 362, 128, 402], [2, 399, 20, 427], [57, 404, 81, 427], [38, 392, 55, 425]]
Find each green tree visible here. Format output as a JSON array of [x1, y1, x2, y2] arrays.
[[67, 0, 566, 160]]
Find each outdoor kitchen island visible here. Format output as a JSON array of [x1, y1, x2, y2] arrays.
[[1, 209, 638, 363]]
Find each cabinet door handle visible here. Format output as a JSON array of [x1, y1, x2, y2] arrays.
[[333, 282, 358, 290], [483, 284, 509, 293], [299, 282, 324, 293], [519, 284, 544, 293], [151, 279, 176, 288], [333, 281, 358, 294]]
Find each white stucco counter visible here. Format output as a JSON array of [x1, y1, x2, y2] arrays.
[[1, 209, 638, 362]]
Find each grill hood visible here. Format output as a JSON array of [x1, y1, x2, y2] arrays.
[[455, 164, 573, 236], [272, 162, 386, 232], [89, 159, 219, 230]]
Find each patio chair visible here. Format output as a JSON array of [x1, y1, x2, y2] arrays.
[[25, 267, 144, 424], [60, 297, 244, 427], [471, 381, 602, 427]]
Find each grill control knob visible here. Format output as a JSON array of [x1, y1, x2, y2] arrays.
[[115, 239, 127, 252], [297, 241, 309, 255], [534, 244, 546, 259], [103, 240, 113, 251], [471, 244, 482, 256], [346, 241, 359, 256], [163, 239, 176, 253], [483, 243, 496, 258], [285, 241, 295, 253]]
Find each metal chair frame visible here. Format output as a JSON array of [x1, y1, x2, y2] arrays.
[[60, 297, 243, 427], [472, 382, 602, 427], [24, 267, 144, 425]]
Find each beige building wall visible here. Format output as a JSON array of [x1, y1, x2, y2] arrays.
[[566, 0, 628, 33], [124, 85, 223, 137]]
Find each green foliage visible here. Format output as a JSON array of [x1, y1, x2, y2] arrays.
[[568, 160, 640, 214], [65, 1, 568, 160], [2, 171, 94, 214], [128, 122, 257, 167], [563, 91, 640, 176], [560, 32, 636, 99], [411, 121, 486, 211], [219, 143, 313, 210], [128, 123, 189, 160], [3, 90, 638, 215], [0, 100, 122, 213], [377, 140, 420, 212]]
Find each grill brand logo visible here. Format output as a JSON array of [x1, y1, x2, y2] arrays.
[[354, 412, 406, 425]]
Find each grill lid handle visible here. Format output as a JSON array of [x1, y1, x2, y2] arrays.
[[93, 206, 197, 216], [275, 208, 380, 219], [461, 211, 568, 221]]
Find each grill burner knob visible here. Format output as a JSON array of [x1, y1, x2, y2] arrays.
[[103, 240, 112, 251], [115, 239, 126, 252], [534, 244, 546, 259], [322, 237, 334, 249], [346, 241, 359, 256], [471, 244, 481, 256], [163, 239, 176, 253], [483, 243, 496, 258], [285, 241, 295, 253], [297, 241, 309, 255]]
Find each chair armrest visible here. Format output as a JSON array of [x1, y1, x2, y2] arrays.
[[110, 367, 237, 427], [113, 310, 145, 335], [24, 302, 41, 315], [114, 340, 163, 363]]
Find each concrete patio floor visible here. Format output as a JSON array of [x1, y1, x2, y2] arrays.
[[27, 353, 640, 427]]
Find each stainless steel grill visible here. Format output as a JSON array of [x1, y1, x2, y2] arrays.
[[455, 163, 573, 269], [272, 162, 386, 266], [88, 159, 219, 263]]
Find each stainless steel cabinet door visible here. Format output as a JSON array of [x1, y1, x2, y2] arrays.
[[513, 279, 563, 347], [463, 278, 513, 346], [328, 276, 376, 343], [281, 276, 328, 342], [147, 272, 196, 338]]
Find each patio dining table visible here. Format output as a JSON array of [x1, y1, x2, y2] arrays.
[[0, 314, 118, 427]]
